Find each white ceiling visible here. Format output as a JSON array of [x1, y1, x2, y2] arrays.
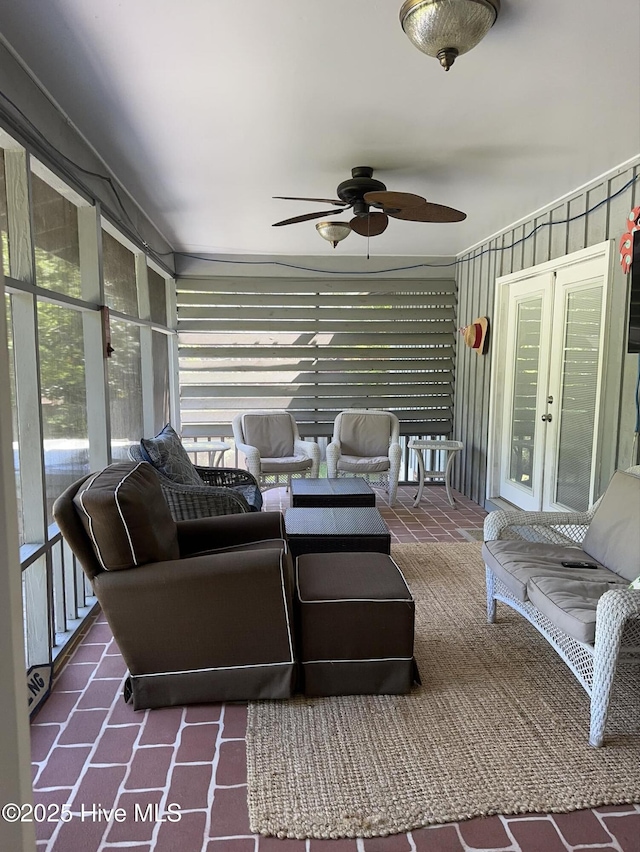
[[1, 0, 639, 259]]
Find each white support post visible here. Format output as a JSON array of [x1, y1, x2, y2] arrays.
[[79, 205, 110, 471], [136, 254, 155, 437], [167, 276, 181, 429], [0, 266, 37, 852], [6, 151, 50, 670]]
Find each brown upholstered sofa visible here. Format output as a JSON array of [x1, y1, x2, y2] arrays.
[[53, 461, 296, 710]]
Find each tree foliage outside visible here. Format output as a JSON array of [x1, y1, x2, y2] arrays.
[[35, 248, 88, 440]]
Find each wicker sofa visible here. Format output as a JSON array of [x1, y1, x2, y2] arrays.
[[483, 466, 640, 747]]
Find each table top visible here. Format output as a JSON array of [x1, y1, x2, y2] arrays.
[[289, 477, 374, 496], [408, 439, 463, 451], [181, 440, 231, 452], [285, 507, 388, 536]]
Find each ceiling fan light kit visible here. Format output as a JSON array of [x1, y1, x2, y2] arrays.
[[315, 220, 352, 248], [399, 0, 500, 70]]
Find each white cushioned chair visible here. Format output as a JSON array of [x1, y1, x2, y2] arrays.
[[232, 410, 320, 489], [326, 409, 401, 505]]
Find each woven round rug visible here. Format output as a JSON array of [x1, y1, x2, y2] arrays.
[[246, 542, 640, 838]]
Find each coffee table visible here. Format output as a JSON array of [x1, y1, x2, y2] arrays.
[[285, 507, 390, 558], [289, 477, 376, 508]]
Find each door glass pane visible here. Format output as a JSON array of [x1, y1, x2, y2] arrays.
[[103, 231, 138, 316], [32, 174, 81, 298], [509, 298, 542, 487], [108, 318, 143, 459], [555, 287, 602, 511], [37, 302, 89, 522]]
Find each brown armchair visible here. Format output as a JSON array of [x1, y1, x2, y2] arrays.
[[53, 461, 296, 710]]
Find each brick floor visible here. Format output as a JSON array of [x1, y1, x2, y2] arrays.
[[29, 484, 640, 851]]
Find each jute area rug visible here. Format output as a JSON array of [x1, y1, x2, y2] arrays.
[[246, 542, 640, 839]]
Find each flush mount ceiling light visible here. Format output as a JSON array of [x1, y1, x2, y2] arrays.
[[315, 220, 352, 248], [400, 0, 500, 71]]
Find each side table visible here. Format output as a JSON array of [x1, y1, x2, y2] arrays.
[[409, 439, 463, 509], [181, 440, 231, 468]]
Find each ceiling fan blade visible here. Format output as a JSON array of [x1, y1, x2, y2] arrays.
[[273, 196, 348, 206], [349, 213, 389, 237], [388, 202, 467, 223], [364, 191, 426, 210], [272, 208, 348, 227]]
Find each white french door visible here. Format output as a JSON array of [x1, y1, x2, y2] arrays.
[[499, 273, 553, 509], [494, 246, 611, 512]]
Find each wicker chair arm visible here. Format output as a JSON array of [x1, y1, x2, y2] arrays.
[[234, 440, 261, 479], [294, 439, 321, 477], [596, 587, 640, 626], [156, 476, 250, 521], [326, 440, 341, 478], [194, 466, 259, 489], [483, 508, 594, 543]]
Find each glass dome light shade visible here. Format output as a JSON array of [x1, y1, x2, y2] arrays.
[[400, 0, 500, 70], [315, 221, 352, 248]]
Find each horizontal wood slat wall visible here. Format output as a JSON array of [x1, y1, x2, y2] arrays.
[[176, 277, 456, 438], [453, 159, 640, 507]]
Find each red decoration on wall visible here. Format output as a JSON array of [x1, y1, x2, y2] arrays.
[[619, 206, 640, 273]]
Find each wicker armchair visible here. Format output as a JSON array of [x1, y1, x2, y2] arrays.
[[484, 465, 640, 746], [326, 409, 401, 505], [232, 410, 320, 490], [128, 445, 261, 520]]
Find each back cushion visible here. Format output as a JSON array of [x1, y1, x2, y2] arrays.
[[73, 462, 180, 571], [243, 414, 294, 457], [582, 470, 640, 582], [340, 413, 390, 457], [140, 423, 202, 486]]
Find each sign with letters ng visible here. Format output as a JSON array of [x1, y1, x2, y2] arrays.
[[27, 664, 53, 717]]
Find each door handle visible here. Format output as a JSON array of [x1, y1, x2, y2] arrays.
[[541, 414, 553, 422]]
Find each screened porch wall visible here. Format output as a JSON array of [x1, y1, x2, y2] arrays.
[[453, 158, 640, 507], [176, 263, 458, 461]]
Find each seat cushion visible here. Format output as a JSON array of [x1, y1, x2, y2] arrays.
[[260, 455, 312, 473], [242, 413, 294, 458], [339, 413, 390, 457], [73, 462, 179, 571], [582, 469, 640, 582], [482, 540, 618, 602], [337, 455, 390, 473], [140, 424, 202, 487], [527, 575, 628, 644]]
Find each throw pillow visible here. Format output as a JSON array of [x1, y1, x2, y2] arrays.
[[630, 576, 640, 590], [73, 462, 180, 570], [140, 424, 203, 486]]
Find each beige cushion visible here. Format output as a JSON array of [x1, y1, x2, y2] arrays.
[[526, 575, 627, 644], [243, 414, 294, 458], [73, 462, 179, 571], [482, 540, 616, 602], [260, 455, 313, 473], [582, 470, 640, 582], [337, 455, 390, 473], [339, 413, 390, 457]]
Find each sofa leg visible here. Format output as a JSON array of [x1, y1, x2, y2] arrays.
[[589, 665, 612, 748], [486, 566, 496, 623]]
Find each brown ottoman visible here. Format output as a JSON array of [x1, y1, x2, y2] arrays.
[[295, 551, 418, 696]]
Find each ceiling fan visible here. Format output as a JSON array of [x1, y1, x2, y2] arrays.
[[272, 166, 466, 243]]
